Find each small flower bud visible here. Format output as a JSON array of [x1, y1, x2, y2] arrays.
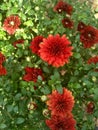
[[28, 101, 37, 111], [60, 70, 67, 76], [42, 109, 49, 117], [86, 102, 94, 114], [92, 76, 97, 82], [41, 95, 48, 102]]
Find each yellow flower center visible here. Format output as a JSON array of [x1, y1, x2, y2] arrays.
[[10, 21, 15, 26]]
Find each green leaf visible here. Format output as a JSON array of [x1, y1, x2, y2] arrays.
[[6, 7, 18, 16], [0, 124, 7, 129], [24, 20, 34, 27], [18, 0, 23, 7], [40, 86, 51, 94], [15, 93, 22, 101], [73, 53, 81, 59], [74, 83, 81, 89], [16, 49, 23, 57], [19, 13, 26, 21], [94, 88, 98, 100], [94, 88, 98, 95], [81, 123, 87, 130], [7, 105, 13, 112], [0, 13, 2, 20], [13, 106, 18, 113], [0, 4, 7, 10], [54, 71, 60, 79], [16, 117, 25, 124], [94, 110, 98, 118], [56, 85, 63, 94], [0, 95, 3, 105], [20, 81, 28, 87], [43, 66, 50, 73]]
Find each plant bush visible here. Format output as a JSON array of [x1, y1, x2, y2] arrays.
[[0, 0, 98, 129]]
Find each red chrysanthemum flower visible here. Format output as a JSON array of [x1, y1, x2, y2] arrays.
[[46, 113, 76, 130], [54, 0, 73, 15], [53, 0, 66, 13], [62, 18, 74, 29], [46, 88, 75, 117], [23, 67, 44, 82], [87, 56, 98, 64], [39, 34, 73, 68], [0, 65, 7, 76], [0, 52, 5, 64], [77, 22, 87, 32], [87, 56, 98, 71], [80, 25, 98, 48], [3, 15, 21, 35], [13, 39, 24, 48], [86, 102, 94, 114], [30, 36, 44, 55], [63, 2, 73, 15]]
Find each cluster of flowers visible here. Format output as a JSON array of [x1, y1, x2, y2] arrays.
[[78, 22, 98, 69], [78, 22, 98, 48], [54, 0, 98, 67], [45, 88, 76, 130], [1, 0, 97, 129], [54, 0, 97, 115], [3, 2, 98, 69], [54, 0, 74, 29], [0, 52, 7, 75]]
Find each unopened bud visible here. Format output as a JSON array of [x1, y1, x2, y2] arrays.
[[60, 70, 67, 76], [41, 95, 47, 102], [28, 101, 37, 110], [92, 76, 96, 82], [43, 109, 49, 117], [83, 82, 86, 86]]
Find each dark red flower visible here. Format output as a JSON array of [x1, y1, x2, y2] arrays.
[[13, 39, 24, 48], [54, 0, 73, 15], [77, 22, 87, 32], [86, 102, 94, 114], [53, 0, 66, 13], [46, 88, 75, 117], [0, 65, 7, 76], [23, 67, 44, 82], [87, 56, 98, 64], [62, 18, 74, 29], [30, 36, 44, 55], [39, 34, 73, 68], [63, 2, 73, 15], [32, 86, 36, 90], [0, 52, 5, 64], [3, 15, 21, 35], [80, 25, 98, 48], [46, 113, 76, 130], [87, 56, 98, 72]]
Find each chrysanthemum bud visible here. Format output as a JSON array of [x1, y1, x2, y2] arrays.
[[28, 101, 37, 111], [86, 102, 94, 114], [92, 76, 97, 82], [42, 109, 49, 117], [41, 95, 48, 102]]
